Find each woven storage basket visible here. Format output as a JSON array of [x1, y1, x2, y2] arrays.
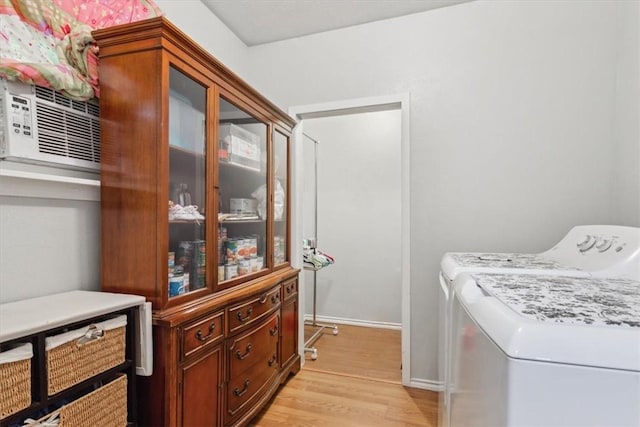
[[26, 374, 127, 427], [0, 343, 32, 419], [46, 315, 126, 395]]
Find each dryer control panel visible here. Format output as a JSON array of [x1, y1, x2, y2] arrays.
[[543, 225, 640, 280]]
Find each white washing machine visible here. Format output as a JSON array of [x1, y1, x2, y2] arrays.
[[438, 225, 640, 427], [449, 273, 640, 426]]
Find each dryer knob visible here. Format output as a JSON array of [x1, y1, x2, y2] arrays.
[[596, 239, 612, 253], [577, 235, 595, 252]]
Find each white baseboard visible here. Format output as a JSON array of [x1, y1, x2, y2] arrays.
[[409, 378, 443, 392], [303, 314, 401, 330]]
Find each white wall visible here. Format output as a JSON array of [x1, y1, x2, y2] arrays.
[[0, 174, 100, 303], [155, 0, 249, 78], [612, 0, 640, 226], [244, 0, 638, 383], [302, 110, 402, 325], [1, 0, 637, 386]]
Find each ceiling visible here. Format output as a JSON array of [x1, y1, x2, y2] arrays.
[[200, 0, 472, 46]]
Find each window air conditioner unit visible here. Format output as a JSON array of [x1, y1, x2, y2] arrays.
[[0, 78, 100, 171]]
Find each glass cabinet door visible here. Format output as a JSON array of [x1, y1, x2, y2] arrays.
[[167, 66, 207, 298], [273, 128, 290, 267], [217, 97, 268, 285]]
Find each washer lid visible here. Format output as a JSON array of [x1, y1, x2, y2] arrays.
[[454, 273, 640, 371], [441, 252, 587, 281]]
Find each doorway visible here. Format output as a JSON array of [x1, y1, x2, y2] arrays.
[[289, 94, 411, 385]]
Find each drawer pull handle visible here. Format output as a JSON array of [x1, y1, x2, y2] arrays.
[[259, 294, 268, 304], [268, 354, 277, 367], [233, 379, 250, 397], [286, 285, 293, 294], [195, 323, 216, 342], [236, 307, 253, 323], [271, 295, 280, 304], [235, 343, 253, 360], [269, 325, 279, 336]]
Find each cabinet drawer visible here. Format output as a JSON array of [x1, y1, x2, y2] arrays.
[[227, 286, 281, 334], [182, 311, 224, 359], [282, 278, 297, 301], [226, 350, 279, 418], [227, 313, 279, 379]]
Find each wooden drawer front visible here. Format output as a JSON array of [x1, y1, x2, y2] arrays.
[[182, 311, 224, 359], [228, 313, 279, 379], [227, 286, 281, 334], [226, 349, 279, 417], [282, 278, 297, 301]]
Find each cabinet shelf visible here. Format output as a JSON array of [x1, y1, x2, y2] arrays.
[[170, 144, 205, 158], [219, 159, 265, 175], [169, 219, 205, 224], [220, 218, 264, 225]]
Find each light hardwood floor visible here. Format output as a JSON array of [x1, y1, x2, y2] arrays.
[[302, 324, 403, 383], [250, 325, 438, 426]]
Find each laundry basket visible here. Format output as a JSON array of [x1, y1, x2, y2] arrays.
[[0, 343, 32, 418], [46, 315, 126, 395]]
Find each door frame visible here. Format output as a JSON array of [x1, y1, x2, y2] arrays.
[[289, 93, 411, 385]]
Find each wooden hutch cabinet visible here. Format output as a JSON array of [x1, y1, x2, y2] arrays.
[[93, 17, 299, 426]]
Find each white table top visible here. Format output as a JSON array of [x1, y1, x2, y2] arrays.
[[0, 291, 145, 343]]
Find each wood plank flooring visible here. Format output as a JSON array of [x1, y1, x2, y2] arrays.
[[250, 324, 438, 426], [303, 323, 402, 383]]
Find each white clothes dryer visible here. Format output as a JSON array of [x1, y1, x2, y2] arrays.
[[438, 225, 640, 427], [449, 273, 640, 426]]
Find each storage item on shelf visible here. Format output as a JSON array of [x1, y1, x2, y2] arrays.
[[168, 202, 204, 222], [219, 123, 261, 170], [45, 315, 126, 395], [24, 374, 127, 427], [251, 180, 284, 221], [169, 90, 205, 152], [171, 183, 193, 207], [0, 343, 32, 419], [230, 198, 257, 215]]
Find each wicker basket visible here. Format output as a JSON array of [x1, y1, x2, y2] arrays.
[[46, 316, 126, 396], [0, 343, 32, 419], [26, 374, 128, 427]]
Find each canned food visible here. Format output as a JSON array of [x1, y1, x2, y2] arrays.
[[247, 237, 258, 258], [168, 274, 185, 297], [238, 259, 251, 275], [193, 240, 205, 267], [236, 239, 248, 260], [176, 241, 194, 269], [218, 226, 227, 240], [191, 266, 205, 290], [225, 239, 239, 263], [225, 264, 238, 280]]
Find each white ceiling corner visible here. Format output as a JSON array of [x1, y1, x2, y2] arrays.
[[200, 0, 473, 46]]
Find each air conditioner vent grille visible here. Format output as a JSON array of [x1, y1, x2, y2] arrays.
[[35, 103, 101, 164]]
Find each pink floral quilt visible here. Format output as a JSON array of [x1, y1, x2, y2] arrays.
[[0, 0, 163, 100]]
